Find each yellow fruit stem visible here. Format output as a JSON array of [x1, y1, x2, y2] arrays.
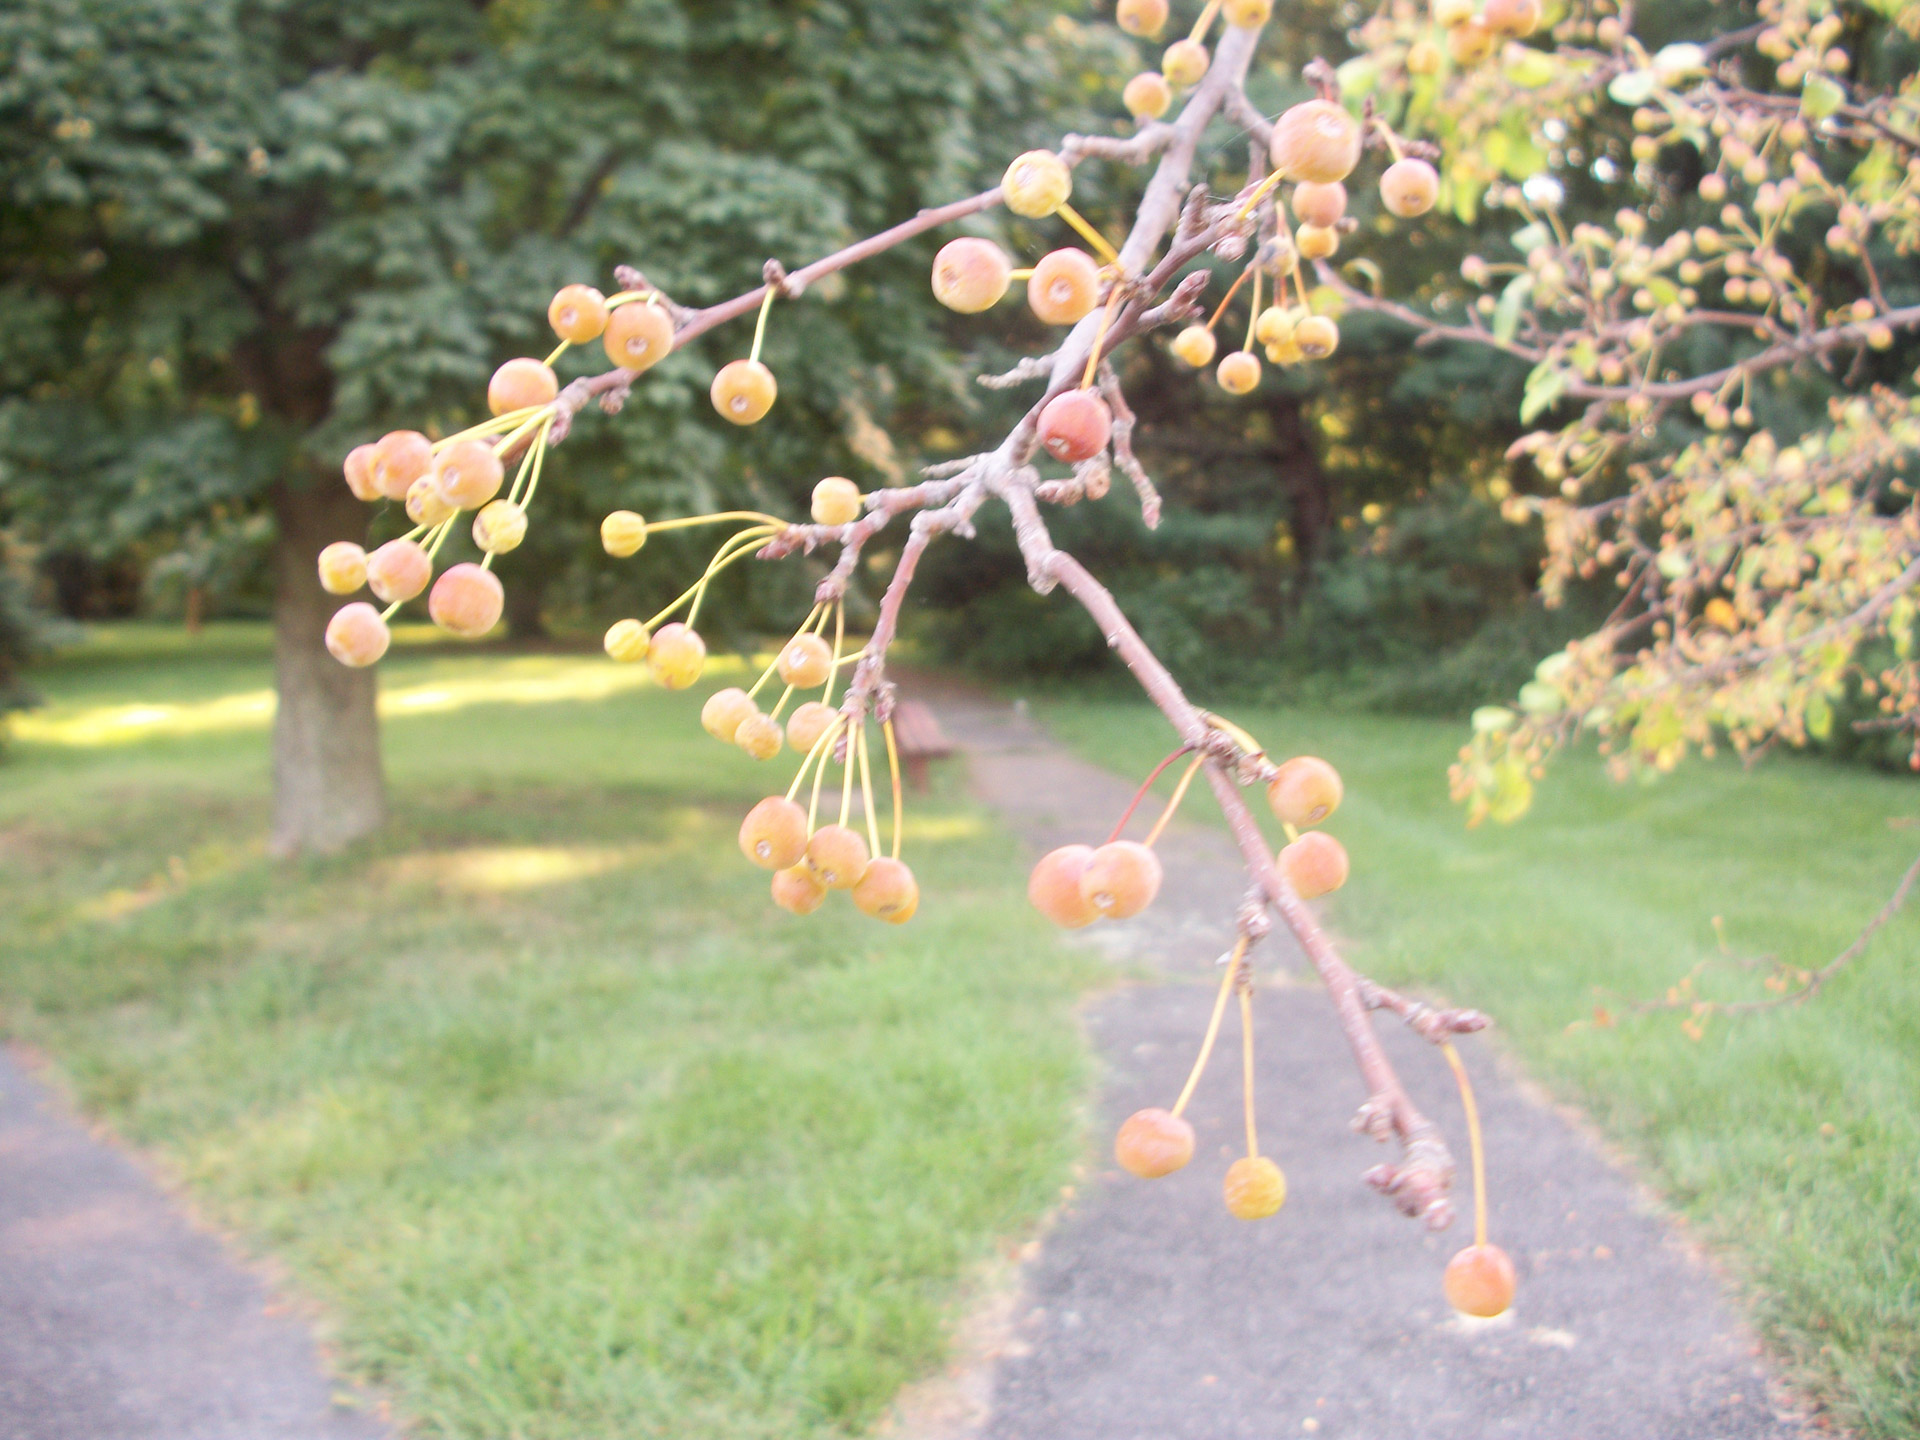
[[1242, 269, 1263, 353], [748, 286, 778, 367], [1282, 822, 1300, 845], [503, 415, 555, 509], [543, 338, 571, 368], [1442, 1041, 1491, 1249], [1189, 0, 1223, 43], [787, 712, 848, 806], [603, 289, 658, 310], [1235, 168, 1287, 221], [643, 526, 780, 632], [641, 511, 789, 535], [1206, 264, 1256, 333], [857, 724, 882, 860], [839, 716, 859, 828], [884, 719, 905, 861], [1144, 752, 1208, 848], [747, 602, 827, 701], [1008, 267, 1036, 282], [489, 408, 557, 464], [1055, 203, 1123, 270], [430, 406, 543, 454], [1372, 117, 1407, 164], [769, 683, 797, 722], [806, 719, 840, 836], [1240, 985, 1260, 1159], [1170, 937, 1247, 1119], [821, 602, 846, 708], [1199, 708, 1264, 757], [1081, 285, 1126, 390]]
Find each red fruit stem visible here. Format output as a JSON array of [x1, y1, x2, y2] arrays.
[[1106, 745, 1197, 845]]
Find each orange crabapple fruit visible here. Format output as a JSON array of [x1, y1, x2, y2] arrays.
[[1295, 315, 1340, 359], [1222, 0, 1273, 27], [811, 477, 863, 527], [1029, 845, 1103, 928], [853, 857, 920, 924], [1271, 100, 1362, 185], [1444, 1244, 1517, 1318], [601, 509, 647, 557], [472, 499, 527, 555], [371, 430, 434, 502], [1448, 19, 1495, 64], [741, 796, 810, 870], [772, 864, 829, 915], [1162, 38, 1209, 87], [1028, 248, 1102, 326], [1223, 1156, 1288, 1220], [604, 618, 651, 663], [1267, 756, 1343, 827], [343, 443, 382, 502], [406, 473, 456, 528], [1002, 150, 1072, 218], [325, 603, 391, 668], [1115, 1108, 1195, 1178], [1123, 72, 1173, 121], [778, 632, 835, 689], [488, 357, 558, 417], [603, 301, 675, 373], [786, 701, 838, 757], [1170, 324, 1218, 368], [1115, 0, 1167, 36], [548, 284, 609, 344], [1296, 224, 1339, 261], [1279, 830, 1349, 899], [647, 622, 706, 689], [735, 711, 784, 761], [1380, 158, 1440, 219], [317, 542, 368, 596], [701, 687, 759, 743], [433, 439, 505, 511], [806, 824, 871, 890], [1292, 180, 1348, 228], [428, 562, 504, 639], [711, 359, 777, 425], [1080, 840, 1162, 920], [1484, 0, 1541, 36], [1038, 390, 1113, 463], [365, 538, 432, 604], [932, 237, 1013, 314], [1217, 350, 1262, 395]]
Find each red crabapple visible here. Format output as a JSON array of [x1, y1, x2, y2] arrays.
[[1162, 39, 1209, 87], [1296, 224, 1339, 261], [811, 477, 863, 527], [433, 439, 505, 511], [406, 474, 456, 528], [428, 562, 504, 638], [1080, 840, 1162, 919], [1171, 325, 1218, 368], [778, 633, 835, 689], [741, 797, 810, 870], [1295, 315, 1340, 359], [1002, 150, 1072, 218], [317, 542, 368, 596], [548, 284, 608, 344], [1217, 351, 1262, 395], [806, 824, 871, 890], [1115, 0, 1167, 36], [711, 359, 777, 425], [365, 539, 431, 604], [604, 618, 650, 663], [647, 622, 706, 689], [1028, 248, 1102, 326], [1484, 0, 1541, 36], [1292, 180, 1347, 228], [932, 238, 1013, 314], [852, 858, 920, 924], [702, 687, 758, 743], [601, 510, 648, 557], [1029, 845, 1102, 928], [786, 701, 838, 756], [1279, 830, 1349, 898], [472, 500, 527, 555], [487, 357, 558, 417], [1267, 756, 1343, 827], [1123, 72, 1173, 121], [371, 430, 433, 502], [1271, 100, 1362, 184], [603, 302, 675, 373], [735, 711, 784, 761], [772, 865, 828, 915], [1223, 1156, 1287, 1219], [1222, 0, 1272, 26], [1381, 158, 1440, 218], [1115, 1108, 1195, 1178], [1038, 390, 1113, 463], [1444, 1244, 1517, 1318], [325, 603, 391, 668], [343, 444, 382, 502]]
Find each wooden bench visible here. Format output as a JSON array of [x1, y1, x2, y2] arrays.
[[891, 699, 954, 792]]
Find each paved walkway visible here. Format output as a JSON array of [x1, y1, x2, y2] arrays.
[[0, 1048, 385, 1440], [906, 685, 1809, 1440]]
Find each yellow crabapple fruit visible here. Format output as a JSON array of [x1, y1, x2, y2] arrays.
[[604, 618, 650, 663], [932, 237, 1013, 314], [1381, 158, 1440, 218], [711, 359, 777, 425], [1267, 337, 1304, 365], [1123, 72, 1173, 120], [1444, 1244, 1517, 1318], [1448, 19, 1495, 64], [811, 476, 863, 527], [1254, 306, 1296, 348], [1279, 830, 1349, 898], [735, 711, 783, 761], [1029, 845, 1102, 928], [1407, 38, 1444, 74], [1217, 351, 1262, 394], [1162, 39, 1209, 87], [702, 687, 759, 743], [1295, 315, 1340, 359], [806, 823, 871, 890], [1080, 840, 1162, 919], [741, 797, 809, 870], [1115, 0, 1168, 36], [365, 539, 431, 604], [428, 562, 504, 639], [1484, 0, 1541, 36], [603, 302, 675, 373], [1292, 180, 1347, 228], [1038, 390, 1113, 463], [1223, 1156, 1288, 1219], [1171, 325, 1218, 368], [852, 857, 920, 924], [1028, 248, 1102, 326], [487, 357, 558, 417], [406, 473, 456, 528], [778, 632, 835, 689], [1223, 0, 1272, 24], [1267, 756, 1343, 827], [601, 510, 648, 557], [1296, 223, 1339, 261], [472, 500, 527, 555], [1271, 100, 1362, 184], [1002, 150, 1072, 218], [548, 284, 608, 344], [647, 622, 706, 689], [325, 603, 390, 668], [1432, 0, 1475, 23], [317, 542, 368, 596], [786, 701, 838, 756], [1115, 1108, 1195, 1178], [772, 864, 828, 915], [433, 439, 505, 511], [343, 443, 382, 502], [371, 430, 434, 502]]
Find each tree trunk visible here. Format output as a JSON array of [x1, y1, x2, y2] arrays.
[[268, 474, 386, 856], [1268, 393, 1334, 598]]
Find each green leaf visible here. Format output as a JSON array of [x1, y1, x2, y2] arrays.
[[1510, 222, 1551, 254], [1473, 706, 1517, 734], [1520, 363, 1568, 423], [1337, 57, 1379, 101], [1503, 50, 1557, 89], [1803, 74, 1846, 121], [1494, 276, 1534, 344], [1807, 692, 1834, 741]]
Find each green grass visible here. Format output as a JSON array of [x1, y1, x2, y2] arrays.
[[1040, 697, 1920, 1439], [0, 624, 1094, 1440]]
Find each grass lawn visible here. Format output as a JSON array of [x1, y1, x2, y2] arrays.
[[1040, 697, 1920, 1439], [0, 624, 1094, 1440]]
